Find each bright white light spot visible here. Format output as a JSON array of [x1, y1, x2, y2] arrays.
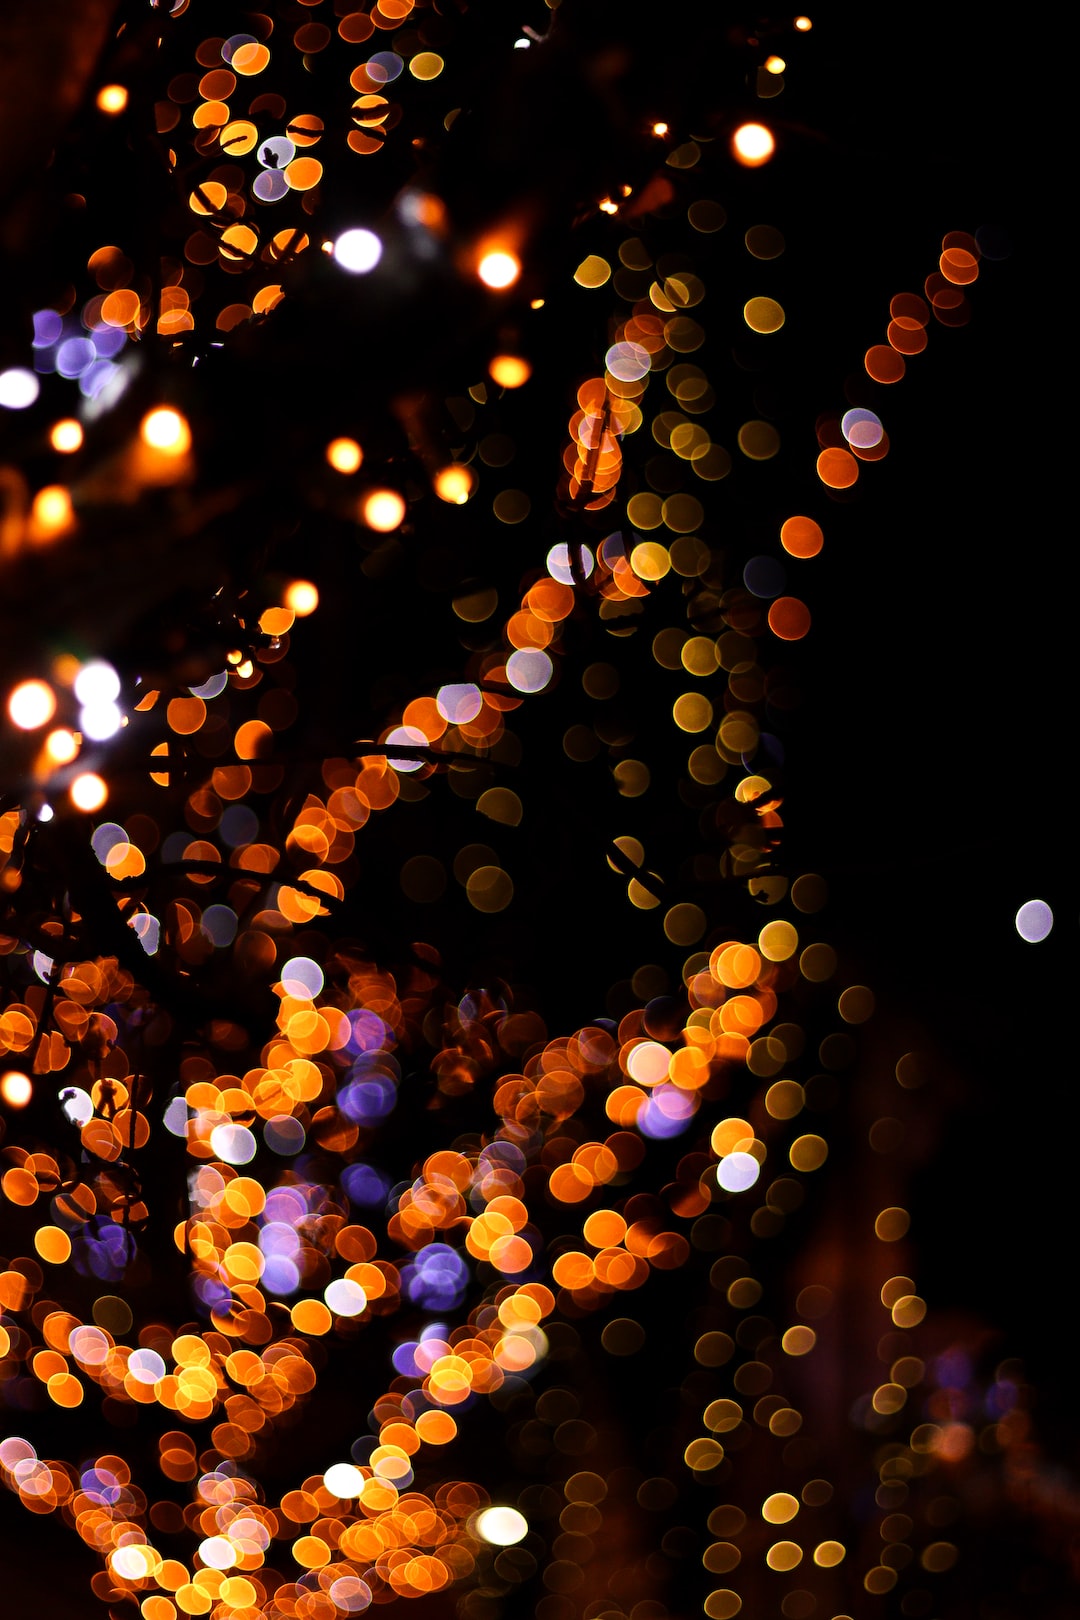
[[476, 1506, 528, 1545], [36, 804, 54, 823], [0, 1072, 33, 1108], [325, 1278, 368, 1317], [478, 251, 521, 290], [80, 700, 123, 740], [717, 1151, 760, 1192], [7, 680, 56, 730], [0, 368, 40, 410], [334, 229, 383, 273], [732, 122, 775, 165], [70, 773, 107, 812], [605, 340, 651, 382], [210, 1123, 257, 1164], [436, 682, 483, 724], [362, 489, 406, 531], [45, 728, 78, 763], [74, 660, 121, 705], [1015, 899, 1053, 943], [110, 1545, 151, 1580], [547, 541, 594, 585], [60, 1087, 94, 1126], [128, 1348, 166, 1385], [506, 648, 552, 694], [281, 955, 324, 998], [198, 1535, 236, 1570], [324, 1463, 365, 1498], [385, 724, 426, 771], [141, 406, 190, 454]]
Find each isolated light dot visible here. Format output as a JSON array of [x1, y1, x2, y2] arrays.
[[45, 728, 79, 763], [8, 680, 56, 730], [476, 1506, 528, 1545], [327, 437, 363, 473], [50, 419, 84, 453], [362, 489, 406, 530], [334, 229, 382, 273], [96, 84, 128, 114], [478, 251, 521, 289], [489, 354, 531, 387], [732, 123, 775, 166], [434, 464, 474, 504], [653, 121, 669, 136], [765, 55, 786, 73], [141, 407, 190, 454], [325, 1278, 368, 1317], [0, 368, 40, 410], [30, 485, 74, 537], [324, 1463, 365, 1498], [717, 1151, 760, 1193], [284, 579, 319, 616], [70, 773, 107, 812], [1, 1072, 33, 1107], [1015, 899, 1053, 943]]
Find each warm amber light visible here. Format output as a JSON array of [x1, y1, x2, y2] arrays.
[[478, 251, 521, 290], [652, 122, 669, 136], [362, 489, 406, 531], [97, 84, 128, 114], [732, 122, 776, 165], [489, 354, 531, 388], [0, 1071, 32, 1108], [8, 680, 56, 730], [141, 407, 191, 455], [599, 198, 619, 214], [50, 418, 84, 453], [45, 727, 79, 764], [284, 580, 319, 616], [765, 55, 786, 73], [795, 15, 812, 29], [70, 772, 108, 811], [326, 437, 363, 473], [29, 485, 74, 539], [434, 465, 475, 505]]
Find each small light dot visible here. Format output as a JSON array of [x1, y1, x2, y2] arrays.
[[284, 580, 319, 616], [8, 680, 56, 730], [333, 229, 382, 273], [475, 1506, 528, 1545], [1, 1072, 33, 1108], [50, 419, 84, 453], [362, 489, 406, 531], [96, 84, 129, 114], [732, 123, 775, 166], [70, 773, 108, 812], [327, 437, 363, 473], [141, 407, 190, 454], [434, 465, 474, 504], [0, 368, 40, 410], [45, 728, 78, 764], [489, 354, 531, 387]]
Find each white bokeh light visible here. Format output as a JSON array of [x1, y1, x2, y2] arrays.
[[334, 229, 383, 273]]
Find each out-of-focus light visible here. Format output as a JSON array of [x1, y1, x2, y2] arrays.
[[546, 541, 594, 584], [50, 419, 83, 453], [8, 680, 56, 730], [334, 228, 382, 273], [1, 1072, 33, 1108], [45, 728, 79, 764], [362, 489, 406, 531], [141, 407, 190, 455], [599, 197, 619, 215], [79, 702, 123, 741], [74, 661, 120, 706], [324, 1463, 365, 1498], [717, 1151, 761, 1192], [1015, 899, 1053, 943], [70, 773, 107, 812], [732, 123, 775, 166], [653, 122, 669, 136], [795, 15, 812, 30], [29, 485, 74, 539], [96, 84, 128, 114], [327, 437, 362, 473], [475, 1507, 528, 1546], [765, 55, 786, 73], [489, 354, 531, 388], [478, 250, 521, 289], [0, 368, 40, 410], [434, 464, 474, 504], [284, 580, 319, 616], [197, 1537, 236, 1571], [37, 804, 53, 822]]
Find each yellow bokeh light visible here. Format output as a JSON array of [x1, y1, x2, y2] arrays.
[[1, 1071, 32, 1107], [141, 407, 191, 455], [45, 727, 79, 764], [7, 679, 56, 730], [765, 55, 786, 73], [97, 84, 128, 114], [50, 418, 83, 453], [284, 580, 319, 616], [795, 15, 812, 30], [489, 354, 531, 388], [653, 122, 669, 136], [478, 250, 521, 289], [29, 485, 74, 539], [70, 772, 108, 812], [732, 123, 775, 166], [434, 464, 475, 504], [362, 489, 406, 531], [326, 437, 363, 473]]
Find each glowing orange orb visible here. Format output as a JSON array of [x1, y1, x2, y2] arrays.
[[732, 123, 775, 166]]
